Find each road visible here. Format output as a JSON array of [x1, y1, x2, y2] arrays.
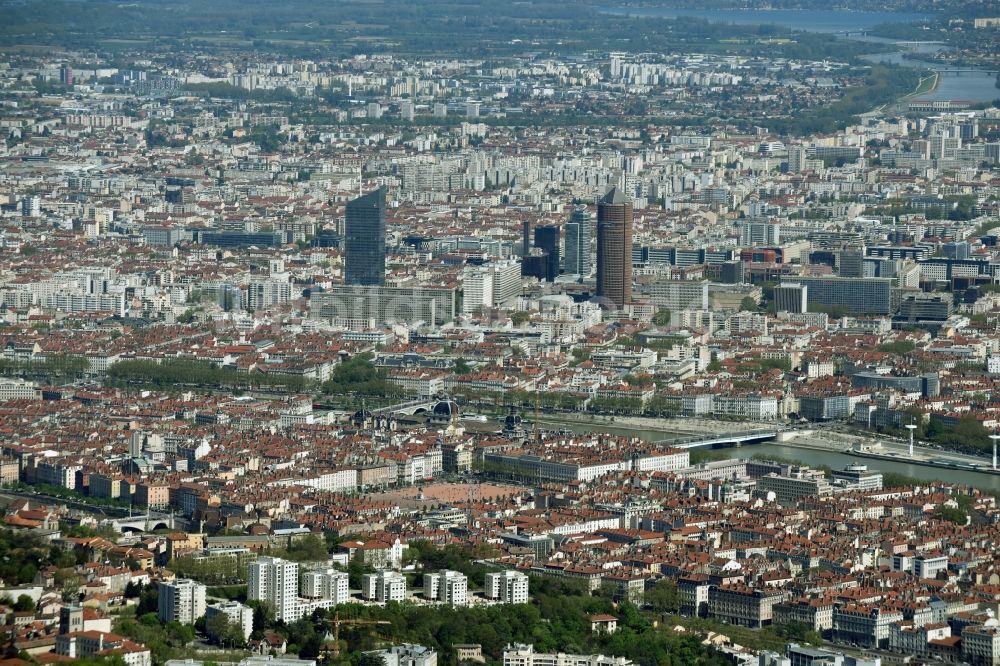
[[783, 423, 996, 469], [0, 489, 131, 517]]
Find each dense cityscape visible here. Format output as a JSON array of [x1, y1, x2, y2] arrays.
[[1, 1, 1000, 665]]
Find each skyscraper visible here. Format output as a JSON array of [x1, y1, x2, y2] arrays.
[[596, 187, 633, 308], [533, 225, 560, 282], [344, 187, 386, 286], [565, 206, 592, 277]]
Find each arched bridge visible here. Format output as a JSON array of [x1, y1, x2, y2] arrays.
[[102, 511, 188, 534]]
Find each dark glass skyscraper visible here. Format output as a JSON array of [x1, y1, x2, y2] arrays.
[[533, 225, 560, 282], [344, 187, 386, 286], [596, 187, 633, 308], [565, 206, 592, 277]]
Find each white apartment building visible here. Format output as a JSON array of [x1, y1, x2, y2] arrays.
[[301, 568, 350, 605], [485, 571, 529, 604], [158, 579, 207, 625], [248, 556, 300, 622], [463, 266, 494, 314], [363, 570, 407, 602], [423, 570, 468, 606]]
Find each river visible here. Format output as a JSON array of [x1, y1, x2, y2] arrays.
[[538, 418, 1000, 491], [601, 7, 998, 103], [599, 8, 930, 33]]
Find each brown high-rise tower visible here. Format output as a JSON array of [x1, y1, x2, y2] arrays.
[[596, 187, 633, 308]]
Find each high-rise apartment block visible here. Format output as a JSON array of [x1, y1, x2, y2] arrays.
[[248, 556, 300, 622], [158, 578, 206, 625], [485, 570, 529, 604], [423, 569, 468, 605], [363, 570, 407, 602]]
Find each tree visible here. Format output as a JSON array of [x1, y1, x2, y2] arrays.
[[739, 296, 758, 311], [644, 580, 678, 613], [359, 653, 387, 666], [206, 613, 244, 647], [934, 505, 968, 525], [13, 594, 35, 612], [652, 308, 671, 326], [453, 358, 472, 375]]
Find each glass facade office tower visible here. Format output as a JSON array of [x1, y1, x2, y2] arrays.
[[596, 187, 633, 308], [344, 187, 386, 286], [565, 206, 592, 277], [533, 225, 560, 282]]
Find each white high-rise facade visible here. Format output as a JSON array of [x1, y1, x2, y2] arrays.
[[485, 570, 529, 604], [363, 570, 407, 602], [463, 267, 494, 315], [301, 568, 350, 605], [248, 556, 300, 621], [158, 578, 206, 625], [423, 569, 468, 606]]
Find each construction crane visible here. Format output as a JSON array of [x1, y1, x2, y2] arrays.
[[322, 610, 392, 660]]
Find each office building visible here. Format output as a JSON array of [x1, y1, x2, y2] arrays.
[[773, 283, 808, 314], [850, 371, 939, 398], [344, 187, 386, 286], [423, 570, 468, 606], [248, 556, 299, 622], [838, 250, 864, 278], [830, 464, 883, 492], [641, 279, 709, 312], [363, 570, 407, 602], [158, 579, 206, 625], [311, 285, 456, 326], [596, 187, 633, 308], [719, 260, 744, 284], [757, 467, 832, 504], [198, 231, 284, 248], [895, 293, 953, 322], [533, 225, 560, 282], [565, 207, 593, 277], [485, 570, 530, 604], [522, 220, 532, 257], [740, 222, 780, 247], [782, 277, 893, 315]]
